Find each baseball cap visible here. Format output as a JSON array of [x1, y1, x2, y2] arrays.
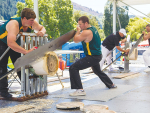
[[119, 28, 127, 36]]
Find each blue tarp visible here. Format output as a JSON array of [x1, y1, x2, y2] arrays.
[[62, 42, 85, 66], [61, 42, 120, 66]]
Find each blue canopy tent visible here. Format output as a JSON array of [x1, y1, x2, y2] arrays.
[[62, 42, 85, 66]]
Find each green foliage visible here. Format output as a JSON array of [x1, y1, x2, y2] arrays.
[[15, 0, 75, 39], [126, 17, 150, 41], [73, 10, 105, 40], [103, 3, 113, 37], [0, 0, 18, 20], [103, 1, 129, 37], [53, 0, 75, 36], [39, 0, 60, 39], [16, 2, 25, 17]]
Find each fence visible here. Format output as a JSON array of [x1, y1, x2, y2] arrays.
[[18, 32, 48, 101]]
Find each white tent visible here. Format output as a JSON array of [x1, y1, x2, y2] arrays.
[[116, 0, 150, 6]]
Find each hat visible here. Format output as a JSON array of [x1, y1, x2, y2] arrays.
[[119, 28, 127, 36]]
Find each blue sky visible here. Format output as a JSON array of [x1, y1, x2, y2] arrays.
[[71, 0, 150, 17]]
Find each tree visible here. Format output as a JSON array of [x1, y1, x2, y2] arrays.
[[53, 0, 75, 36], [103, 2, 113, 37], [73, 10, 105, 40], [103, 1, 129, 37], [0, 0, 17, 20], [126, 17, 150, 41], [15, 0, 76, 39]]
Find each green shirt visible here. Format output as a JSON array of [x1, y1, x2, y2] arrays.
[[0, 17, 32, 45], [82, 26, 101, 56]]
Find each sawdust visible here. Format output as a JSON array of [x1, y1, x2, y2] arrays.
[[0, 99, 54, 113], [81, 104, 116, 113], [0, 105, 35, 113]]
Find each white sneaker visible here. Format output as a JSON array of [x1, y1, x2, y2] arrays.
[[69, 90, 86, 96], [144, 68, 150, 72]]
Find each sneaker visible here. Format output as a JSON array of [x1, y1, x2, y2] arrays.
[[144, 68, 150, 72], [109, 84, 117, 89], [0, 92, 12, 98], [69, 90, 86, 96]]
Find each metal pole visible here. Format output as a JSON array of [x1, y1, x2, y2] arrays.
[[124, 42, 129, 72], [20, 35, 26, 96], [30, 37, 34, 95], [43, 37, 48, 92], [113, 0, 117, 62], [25, 36, 30, 96], [34, 0, 39, 23]]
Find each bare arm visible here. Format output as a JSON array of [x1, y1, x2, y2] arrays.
[[116, 46, 130, 53], [6, 20, 36, 54], [121, 38, 127, 43], [143, 31, 150, 40], [32, 20, 46, 36], [73, 26, 93, 43]]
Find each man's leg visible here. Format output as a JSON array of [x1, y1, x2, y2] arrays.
[[106, 52, 113, 71], [69, 55, 101, 89], [143, 48, 150, 72], [100, 46, 111, 70], [9, 49, 21, 80], [0, 41, 12, 98], [92, 55, 114, 88]]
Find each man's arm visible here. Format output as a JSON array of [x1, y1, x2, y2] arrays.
[[6, 20, 36, 54], [116, 46, 130, 53], [74, 26, 93, 43], [143, 31, 150, 40], [32, 20, 46, 37], [121, 38, 127, 43]]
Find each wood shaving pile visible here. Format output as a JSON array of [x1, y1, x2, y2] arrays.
[[0, 105, 35, 113], [0, 99, 54, 113]]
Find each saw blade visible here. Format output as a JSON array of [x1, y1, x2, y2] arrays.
[[14, 30, 76, 71], [128, 34, 143, 56]]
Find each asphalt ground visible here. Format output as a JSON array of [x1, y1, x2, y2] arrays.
[[0, 64, 150, 113]]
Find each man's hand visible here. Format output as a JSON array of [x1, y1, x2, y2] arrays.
[[76, 25, 81, 32], [142, 31, 145, 34], [36, 31, 45, 37], [25, 46, 37, 54], [124, 48, 130, 53]]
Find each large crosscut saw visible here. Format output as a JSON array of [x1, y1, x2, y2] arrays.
[[14, 30, 76, 72]]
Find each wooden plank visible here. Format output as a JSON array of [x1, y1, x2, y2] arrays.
[[113, 72, 139, 79]]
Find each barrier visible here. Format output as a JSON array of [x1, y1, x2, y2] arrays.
[[18, 33, 49, 101]]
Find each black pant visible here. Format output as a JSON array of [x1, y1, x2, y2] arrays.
[[0, 40, 21, 92], [69, 54, 113, 89]]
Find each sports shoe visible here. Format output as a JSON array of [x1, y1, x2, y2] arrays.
[[144, 67, 150, 72], [109, 84, 117, 89], [0, 91, 12, 98], [69, 90, 86, 96]]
